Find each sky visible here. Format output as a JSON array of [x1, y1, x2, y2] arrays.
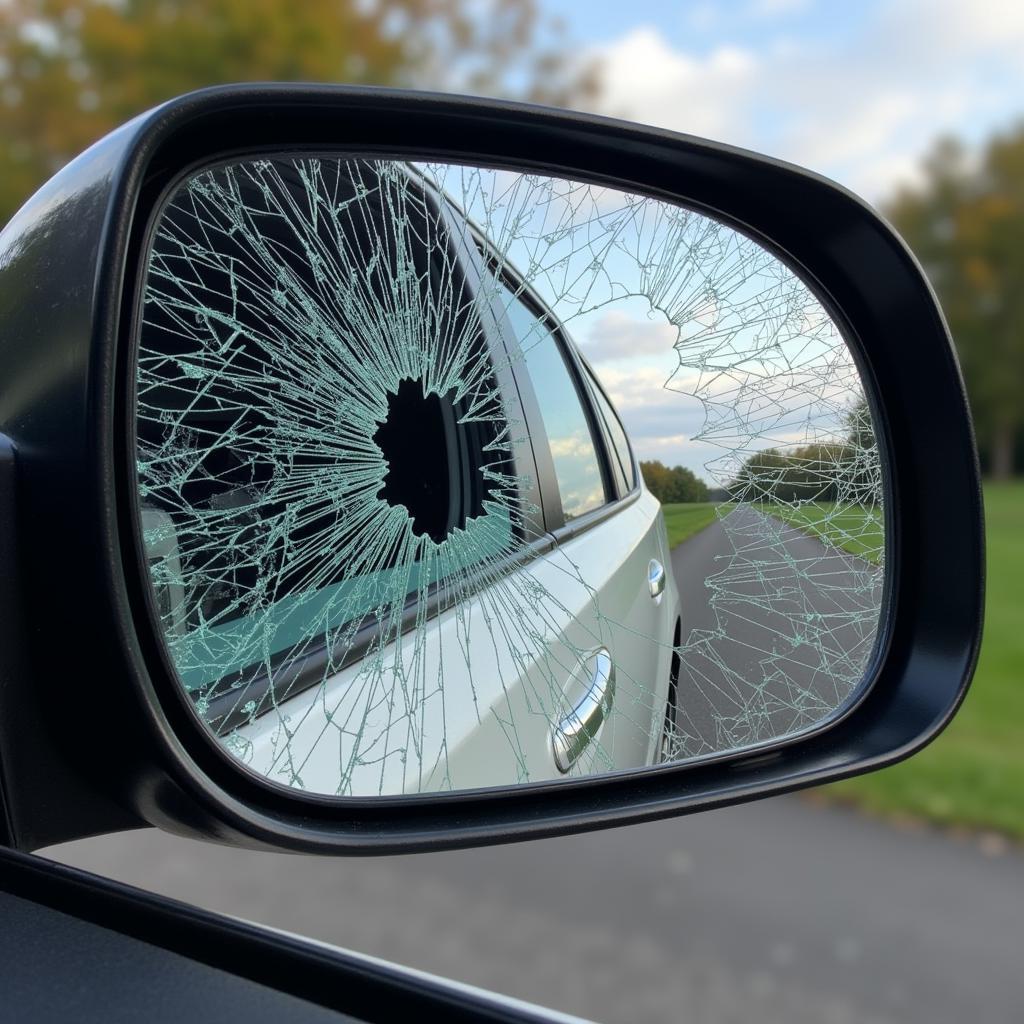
[[18, 0, 1016, 486], [509, 0, 1024, 481], [426, 160, 847, 485], [545, 0, 1024, 201]]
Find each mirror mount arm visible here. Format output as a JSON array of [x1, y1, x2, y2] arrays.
[[0, 434, 143, 851]]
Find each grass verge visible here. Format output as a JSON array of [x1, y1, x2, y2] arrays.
[[760, 501, 884, 563], [661, 502, 718, 549], [664, 491, 1020, 839], [823, 483, 1024, 839]]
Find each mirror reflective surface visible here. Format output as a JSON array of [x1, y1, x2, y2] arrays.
[[134, 155, 886, 797]]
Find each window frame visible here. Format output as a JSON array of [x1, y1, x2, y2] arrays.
[[461, 227, 644, 543]]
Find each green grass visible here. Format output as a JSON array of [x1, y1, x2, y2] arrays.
[[661, 502, 718, 549], [664, 490, 1022, 838], [823, 483, 1024, 838], [760, 501, 884, 563]]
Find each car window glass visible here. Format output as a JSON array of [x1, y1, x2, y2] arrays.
[[137, 160, 517, 699], [495, 280, 606, 520], [584, 365, 636, 493]]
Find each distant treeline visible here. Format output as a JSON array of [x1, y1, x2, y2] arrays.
[[639, 461, 712, 503], [729, 397, 879, 504], [642, 398, 879, 506], [728, 443, 879, 504]]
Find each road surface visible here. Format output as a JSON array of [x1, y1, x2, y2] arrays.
[[666, 506, 883, 757], [40, 516, 1020, 1024], [43, 797, 1022, 1024]]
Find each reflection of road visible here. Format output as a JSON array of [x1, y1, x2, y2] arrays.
[[668, 506, 882, 753], [45, 797, 1023, 1024]]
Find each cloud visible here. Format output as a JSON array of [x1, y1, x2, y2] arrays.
[[549, 431, 600, 460], [570, 355, 704, 465], [631, 433, 717, 470], [596, 28, 759, 142], [578, 309, 679, 363], [591, 0, 1024, 199], [620, 400, 706, 442], [590, 364, 697, 408]]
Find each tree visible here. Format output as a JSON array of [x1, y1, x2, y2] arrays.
[[886, 127, 1024, 479], [0, 0, 596, 226], [728, 445, 836, 503], [639, 460, 710, 504], [727, 406, 879, 506]]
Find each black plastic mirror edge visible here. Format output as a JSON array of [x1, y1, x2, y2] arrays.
[[0, 84, 983, 854]]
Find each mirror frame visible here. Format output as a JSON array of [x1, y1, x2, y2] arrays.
[[0, 85, 983, 853]]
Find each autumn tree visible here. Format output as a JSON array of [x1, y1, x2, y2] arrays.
[[639, 460, 710, 504], [0, 0, 596, 226], [886, 127, 1024, 478]]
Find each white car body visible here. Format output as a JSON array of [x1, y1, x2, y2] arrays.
[[138, 158, 682, 796], [234, 486, 680, 793]]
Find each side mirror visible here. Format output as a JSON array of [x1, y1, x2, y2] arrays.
[[0, 85, 983, 854]]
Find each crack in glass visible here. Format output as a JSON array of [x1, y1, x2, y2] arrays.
[[135, 156, 885, 796]]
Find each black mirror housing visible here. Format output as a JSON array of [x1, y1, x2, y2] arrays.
[[0, 85, 983, 854]]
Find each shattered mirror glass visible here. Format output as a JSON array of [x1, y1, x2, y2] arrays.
[[133, 155, 886, 797]]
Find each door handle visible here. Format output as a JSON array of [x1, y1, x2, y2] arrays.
[[648, 558, 666, 600], [552, 648, 616, 773]]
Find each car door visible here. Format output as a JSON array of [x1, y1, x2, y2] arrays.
[[472, 269, 679, 775], [205, 174, 661, 796]]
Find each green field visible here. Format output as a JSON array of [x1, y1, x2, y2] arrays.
[[761, 501, 884, 563], [825, 483, 1024, 838], [669, 490, 1022, 838], [661, 502, 719, 549]]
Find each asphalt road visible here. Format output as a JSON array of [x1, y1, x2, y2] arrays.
[[43, 798, 1023, 1024], [667, 506, 883, 755], [39, 517, 1021, 1023]]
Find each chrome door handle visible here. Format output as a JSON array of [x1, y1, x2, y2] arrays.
[[552, 648, 616, 773], [648, 558, 666, 600]]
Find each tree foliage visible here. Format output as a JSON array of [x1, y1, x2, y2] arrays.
[[886, 126, 1024, 478], [639, 460, 710, 504], [0, 0, 596, 226], [729, 396, 878, 505], [730, 444, 854, 504]]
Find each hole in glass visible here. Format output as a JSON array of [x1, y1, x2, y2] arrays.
[[134, 155, 886, 798], [373, 379, 479, 542]]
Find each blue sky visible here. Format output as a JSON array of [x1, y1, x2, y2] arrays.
[[478, 0, 1024, 479], [545, 0, 865, 51], [542, 0, 1024, 201], [426, 159, 850, 481]]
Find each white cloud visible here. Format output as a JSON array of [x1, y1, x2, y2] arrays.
[[578, 309, 679, 362], [631, 432, 716, 469], [596, 27, 759, 141], [591, 0, 1024, 199], [880, 0, 1024, 57], [549, 432, 599, 460], [589, 364, 694, 409]]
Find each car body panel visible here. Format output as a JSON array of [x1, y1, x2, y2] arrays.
[[231, 487, 678, 794]]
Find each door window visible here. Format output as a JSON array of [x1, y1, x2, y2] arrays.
[[583, 364, 636, 494], [137, 159, 518, 703], [497, 281, 607, 521]]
